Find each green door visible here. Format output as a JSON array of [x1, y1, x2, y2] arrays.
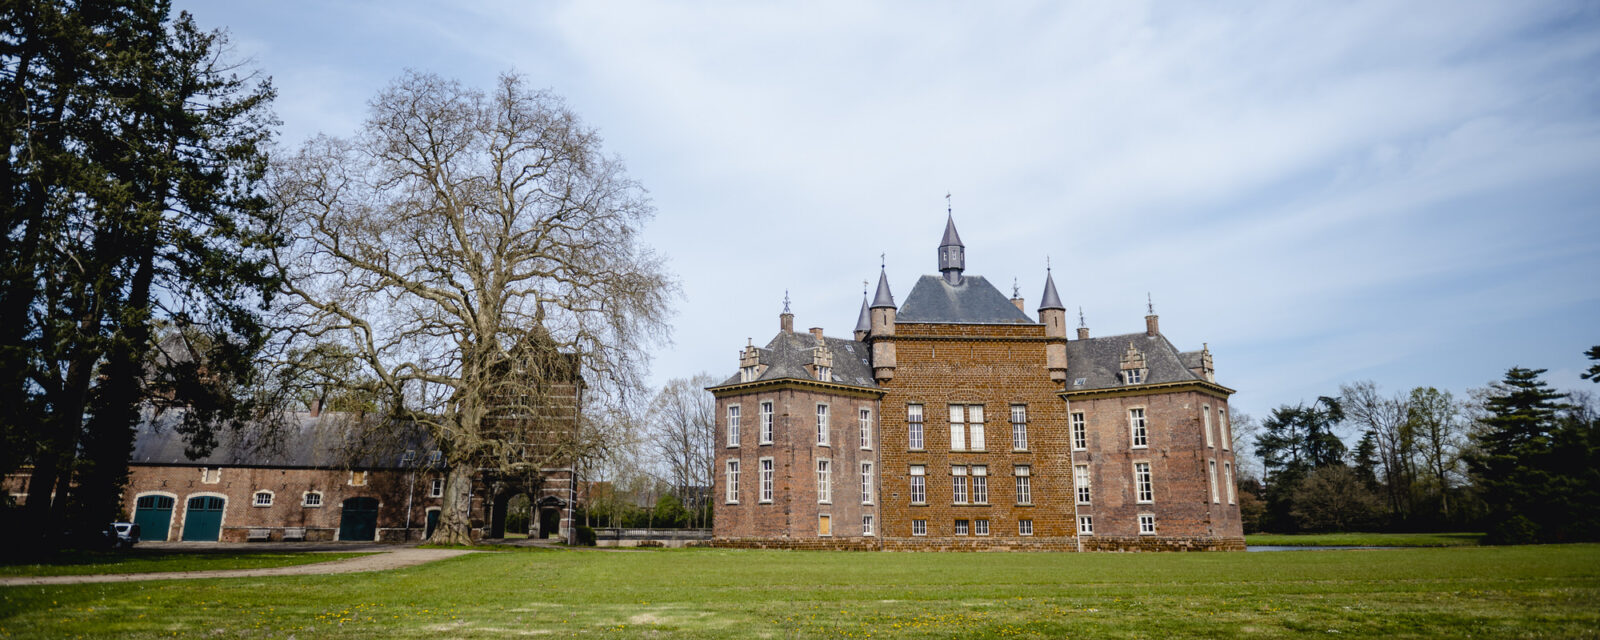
[[424, 509, 440, 540], [133, 495, 175, 541], [339, 497, 379, 541], [181, 496, 225, 541]]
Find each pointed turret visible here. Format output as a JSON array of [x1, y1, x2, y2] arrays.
[[1038, 270, 1065, 311], [868, 267, 897, 381], [1037, 266, 1069, 384], [938, 214, 965, 285], [853, 284, 871, 341], [870, 269, 896, 309]]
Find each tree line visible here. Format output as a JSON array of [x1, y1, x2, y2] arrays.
[[1241, 348, 1600, 544]]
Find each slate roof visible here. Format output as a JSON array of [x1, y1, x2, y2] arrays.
[[715, 331, 878, 389], [1064, 332, 1206, 391], [130, 409, 432, 469], [895, 274, 1038, 324]]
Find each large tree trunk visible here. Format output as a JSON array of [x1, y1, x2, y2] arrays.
[[434, 465, 478, 545]]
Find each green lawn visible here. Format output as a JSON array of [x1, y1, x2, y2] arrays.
[[1, 545, 1596, 638], [0, 551, 375, 578], [1245, 532, 1485, 547]]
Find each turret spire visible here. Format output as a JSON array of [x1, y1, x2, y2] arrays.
[[870, 267, 896, 309], [938, 207, 966, 285], [854, 280, 872, 334], [1038, 267, 1065, 311]]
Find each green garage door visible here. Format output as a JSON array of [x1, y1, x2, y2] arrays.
[[425, 509, 440, 540], [181, 496, 225, 541], [133, 495, 175, 541], [339, 497, 379, 541]]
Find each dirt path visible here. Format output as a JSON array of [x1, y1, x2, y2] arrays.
[[0, 548, 476, 587]]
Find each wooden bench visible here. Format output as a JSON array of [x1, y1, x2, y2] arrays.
[[246, 528, 271, 542], [282, 527, 306, 542]]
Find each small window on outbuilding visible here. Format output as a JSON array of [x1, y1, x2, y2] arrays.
[[253, 491, 273, 507]]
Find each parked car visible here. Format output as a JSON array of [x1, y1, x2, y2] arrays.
[[110, 522, 140, 549]]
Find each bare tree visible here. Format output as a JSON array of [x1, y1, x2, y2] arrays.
[[649, 374, 717, 528], [270, 72, 675, 543], [1406, 386, 1465, 519], [1339, 380, 1416, 521], [1227, 405, 1262, 479]]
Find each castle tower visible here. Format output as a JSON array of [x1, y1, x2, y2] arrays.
[[869, 268, 896, 382], [1038, 268, 1068, 383], [938, 214, 965, 285]]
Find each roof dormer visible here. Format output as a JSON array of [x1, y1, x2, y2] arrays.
[[1120, 341, 1147, 385]]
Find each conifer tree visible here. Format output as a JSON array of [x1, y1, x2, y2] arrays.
[[1469, 367, 1573, 543]]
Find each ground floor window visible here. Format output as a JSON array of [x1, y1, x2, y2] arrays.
[[819, 514, 831, 537], [1139, 514, 1156, 535], [975, 519, 989, 536], [954, 519, 969, 535], [912, 519, 927, 536], [1078, 515, 1093, 535], [1018, 519, 1034, 536], [863, 515, 874, 536]]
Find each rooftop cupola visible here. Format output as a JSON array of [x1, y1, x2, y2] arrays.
[[938, 213, 965, 285]]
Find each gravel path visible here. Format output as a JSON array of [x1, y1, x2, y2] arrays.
[[0, 548, 476, 587]]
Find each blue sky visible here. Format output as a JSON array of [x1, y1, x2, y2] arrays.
[[180, 1, 1600, 424]]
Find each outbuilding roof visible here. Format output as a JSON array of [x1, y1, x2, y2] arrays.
[[130, 409, 432, 469]]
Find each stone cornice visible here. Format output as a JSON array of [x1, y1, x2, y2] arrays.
[[1058, 379, 1235, 401], [706, 378, 886, 400]]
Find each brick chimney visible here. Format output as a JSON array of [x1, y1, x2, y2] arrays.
[[809, 327, 824, 341], [780, 291, 794, 333], [1144, 293, 1159, 336]]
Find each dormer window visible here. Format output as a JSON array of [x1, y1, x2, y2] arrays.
[[1125, 369, 1143, 384], [1119, 342, 1147, 385], [740, 365, 758, 382], [816, 366, 831, 381]]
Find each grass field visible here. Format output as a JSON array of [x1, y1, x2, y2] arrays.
[[2, 544, 1597, 639], [0, 551, 375, 578], [1244, 532, 1485, 547]]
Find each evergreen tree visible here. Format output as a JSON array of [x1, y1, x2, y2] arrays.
[[1583, 346, 1600, 384], [1468, 367, 1575, 543], [1254, 396, 1346, 531]]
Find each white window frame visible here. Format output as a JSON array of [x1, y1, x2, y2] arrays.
[[1203, 405, 1214, 448], [727, 404, 741, 448], [1134, 462, 1154, 504], [759, 401, 774, 445], [740, 365, 757, 382], [252, 490, 274, 507], [1014, 465, 1032, 505], [302, 491, 323, 508], [817, 458, 832, 504], [951, 466, 968, 505], [971, 465, 988, 504], [862, 514, 875, 536], [909, 465, 926, 504], [1209, 459, 1220, 503], [1126, 368, 1143, 384], [1019, 519, 1034, 536], [974, 518, 990, 536], [1225, 461, 1236, 504], [861, 462, 873, 505], [1219, 408, 1231, 451], [725, 459, 741, 504], [912, 519, 927, 536], [907, 404, 925, 450], [816, 403, 830, 446], [1071, 412, 1087, 451], [1074, 464, 1091, 505], [429, 476, 445, 498], [1011, 404, 1028, 451], [1078, 515, 1094, 535], [759, 457, 774, 503], [859, 408, 873, 450], [816, 365, 831, 382], [1139, 514, 1156, 535], [949, 405, 966, 451], [1129, 408, 1148, 449], [969, 405, 985, 451], [954, 519, 969, 536]]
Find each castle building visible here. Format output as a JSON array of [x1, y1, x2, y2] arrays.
[[707, 215, 1243, 551]]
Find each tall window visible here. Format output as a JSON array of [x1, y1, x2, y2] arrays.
[[1129, 408, 1148, 448], [1208, 459, 1220, 503], [861, 462, 874, 504], [1219, 408, 1231, 450], [1014, 466, 1032, 505], [1224, 462, 1236, 504], [912, 519, 927, 536], [909, 465, 926, 504], [817, 459, 832, 504], [816, 365, 831, 381], [1011, 405, 1028, 450], [1019, 519, 1034, 536], [949, 405, 984, 451], [1138, 514, 1156, 535], [727, 405, 741, 447], [908, 404, 924, 450], [971, 466, 988, 504], [429, 477, 444, 498], [1134, 462, 1153, 503], [740, 365, 757, 382], [863, 515, 875, 536], [951, 466, 968, 504], [759, 458, 774, 503], [759, 401, 774, 444], [725, 460, 740, 503], [1078, 515, 1094, 535], [1073, 464, 1092, 504], [859, 408, 872, 449], [816, 404, 830, 445], [1071, 412, 1087, 450], [1203, 405, 1213, 448]]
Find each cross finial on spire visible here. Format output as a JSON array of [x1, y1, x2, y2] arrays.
[[880, 253, 885, 270], [863, 280, 869, 295], [946, 191, 952, 216], [1147, 292, 1154, 315], [783, 290, 791, 314], [1046, 255, 1052, 272]]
